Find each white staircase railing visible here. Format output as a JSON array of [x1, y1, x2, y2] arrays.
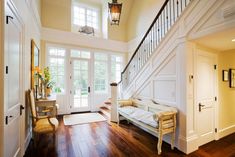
[[120, 0, 192, 89]]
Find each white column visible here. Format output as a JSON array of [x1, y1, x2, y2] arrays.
[[110, 82, 118, 122]]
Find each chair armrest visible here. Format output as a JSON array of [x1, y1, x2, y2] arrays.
[[118, 99, 133, 107]]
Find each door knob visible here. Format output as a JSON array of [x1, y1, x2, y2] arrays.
[[199, 103, 205, 112], [20, 105, 25, 115]]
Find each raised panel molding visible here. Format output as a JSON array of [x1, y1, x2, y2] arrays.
[[135, 63, 151, 90], [153, 53, 176, 77], [153, 79, 176, 105], [135, 81, 152, 99]]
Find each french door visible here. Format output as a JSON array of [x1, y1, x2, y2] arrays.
[[70, 58, 91, 112]]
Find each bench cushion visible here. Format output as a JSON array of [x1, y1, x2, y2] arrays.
[[139, 113, 158, 128], [119, 105, 175, 129], [129, 108, 152, 120]]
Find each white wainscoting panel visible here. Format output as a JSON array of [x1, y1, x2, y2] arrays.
[[153, 79, 176, 105], [136, 81, 152, 99]]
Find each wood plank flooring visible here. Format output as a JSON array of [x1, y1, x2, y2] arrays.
[[24, 116, 235, 157]]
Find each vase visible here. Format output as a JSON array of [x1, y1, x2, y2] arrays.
[[46, 88, 51, 96], [43, 85, 48, 99]]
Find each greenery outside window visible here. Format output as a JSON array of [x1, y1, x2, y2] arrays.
[[94, 53, 108, 93], [48, 47, 66, 94]]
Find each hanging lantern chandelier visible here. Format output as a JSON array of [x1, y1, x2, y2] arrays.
[[108, 0, 122, 25]]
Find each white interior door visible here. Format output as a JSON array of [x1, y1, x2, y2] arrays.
[[70, 59, 91, 112], [196, 49, 216, 146], [4, 3, 23, 157]]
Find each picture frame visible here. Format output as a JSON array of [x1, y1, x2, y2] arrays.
[[222, 70, 229, 82], [31, 39, 40, 89], [229, 69, 235, 88]]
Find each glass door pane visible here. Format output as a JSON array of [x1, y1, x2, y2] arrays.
[[71, 59, 90, 112]]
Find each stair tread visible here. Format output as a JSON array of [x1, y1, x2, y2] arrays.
[[104, 102, 111, 105], [100, 106, 110, 112]]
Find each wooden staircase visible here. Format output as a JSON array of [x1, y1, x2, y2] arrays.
[[99, 98, 111, 120]]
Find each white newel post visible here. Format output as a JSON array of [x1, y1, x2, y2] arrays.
[[110, 82, 118, 122]]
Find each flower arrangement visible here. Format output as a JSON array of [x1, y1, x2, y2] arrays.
[[34, 66, 55, 98]]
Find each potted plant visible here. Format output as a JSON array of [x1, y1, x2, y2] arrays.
[[43, 67, 55, 97]]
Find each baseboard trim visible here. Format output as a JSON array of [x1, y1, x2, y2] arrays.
[[24, 130, 32, 152], [178, 134, 198, 154], [218, 125, 235, 139]]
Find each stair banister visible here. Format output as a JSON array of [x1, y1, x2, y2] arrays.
[[119, 0, 192, 89]]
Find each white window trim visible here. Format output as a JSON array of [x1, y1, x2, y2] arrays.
[[46, 44, 69, 96]]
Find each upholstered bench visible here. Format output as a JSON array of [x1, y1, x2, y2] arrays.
[[117, 99, 177, 155]]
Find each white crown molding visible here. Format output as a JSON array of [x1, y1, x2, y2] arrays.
[[41, 27, 128, 53]]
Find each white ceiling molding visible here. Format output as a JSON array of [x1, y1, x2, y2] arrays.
[[41, 27, 128, 53]]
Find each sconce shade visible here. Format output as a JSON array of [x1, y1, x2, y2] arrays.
[[108, 0, 122, 25]]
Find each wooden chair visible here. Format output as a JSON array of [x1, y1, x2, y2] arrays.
[[27, 89, 59, 146]]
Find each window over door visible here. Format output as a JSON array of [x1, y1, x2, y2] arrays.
[[48, 47, 66, 93]]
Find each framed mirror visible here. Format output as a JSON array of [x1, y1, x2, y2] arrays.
[[31, 39, 39, 90]]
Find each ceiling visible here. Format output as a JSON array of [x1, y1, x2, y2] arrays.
[[194, 27, 235, 51]]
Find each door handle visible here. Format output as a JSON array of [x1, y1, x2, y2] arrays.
[[199, 103, 205, 112], [88, 86, 90, 93], [20, 105, 25, 115]]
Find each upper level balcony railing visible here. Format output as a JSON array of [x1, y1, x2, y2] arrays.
[[120, 0, 192, 89]]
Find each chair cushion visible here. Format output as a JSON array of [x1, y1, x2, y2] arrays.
[[34, 118, 59, 133], [118, 106, 137, 115]]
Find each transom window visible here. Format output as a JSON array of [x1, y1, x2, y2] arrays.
[[71, 49, 91, 59], [73, 5, 99, 30]]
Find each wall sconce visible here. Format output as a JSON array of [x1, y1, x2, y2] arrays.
[[108, 0, 122, 25]]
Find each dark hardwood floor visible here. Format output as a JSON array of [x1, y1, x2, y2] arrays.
[[24, 116, 235, 157]]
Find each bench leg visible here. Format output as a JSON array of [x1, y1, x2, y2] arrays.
[[117, 113, 120, 125], [171, 132, 175, 150], [157, 131, 163, 155]]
